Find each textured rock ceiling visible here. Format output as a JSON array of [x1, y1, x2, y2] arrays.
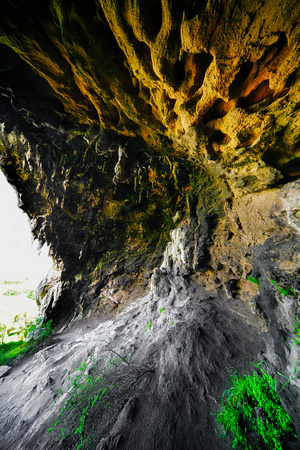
[[1, 0, 300, 191]]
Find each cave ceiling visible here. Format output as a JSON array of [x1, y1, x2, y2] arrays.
[[0, 0, 299, 322]]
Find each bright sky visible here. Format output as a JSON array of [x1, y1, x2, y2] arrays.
[[0, 170, 52, 285]]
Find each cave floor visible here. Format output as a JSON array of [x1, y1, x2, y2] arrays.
[[0, 282, 270, 449]]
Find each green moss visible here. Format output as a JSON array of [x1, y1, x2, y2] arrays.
[[95, 259, 103, 271]]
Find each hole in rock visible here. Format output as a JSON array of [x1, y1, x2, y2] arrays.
[[203, 98, 232, 124], [166, 111, 178, 127], [210, 130, 231, 144], [0, 171, 52, 342], [260, 145, 300, 179], [262, 32, 289, 66], [162, 90, 176, 110], [229, 61, 254, 98], [188, 52, 213, 97], [285, 69, 299, 88], [261, 146, 282, 168], [173, 59, 186, 87], [238, 80, 272, 108], [236, 132, 259, 148], [280, 158, 300, 178], [142, 0, 163, 40], [238, 79, 288, 109]]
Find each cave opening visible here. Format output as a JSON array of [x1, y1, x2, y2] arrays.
[[0, 170, 52, 343]]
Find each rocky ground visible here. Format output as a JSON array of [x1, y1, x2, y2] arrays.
[[0, 279, 265, 450]]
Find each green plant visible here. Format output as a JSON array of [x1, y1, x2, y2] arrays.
[[0, 318, 54, 366], [276, 365, 298, 388], [248, 276, 260, 286], [270, 278, 295, 297], [26, 290, 36, 300], [47, 353, 153, 449], [292, 315, 300, 346], [48, 357, 107, 448], [0, 340, 32, 366], [215, 362, 297, 449], [6, 313, 35, 341], [2, 280, 23, 285], [2, 289, 22, 296], [159, 308, 165, 313], [145, 320, 152, 332]]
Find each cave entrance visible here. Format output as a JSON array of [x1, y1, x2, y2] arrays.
[[0, 170, 52, 343]]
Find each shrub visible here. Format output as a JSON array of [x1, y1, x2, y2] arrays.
[[0, 318, 54, 366], [47, 352, 153, 449], [26, 290, 36, 300], [215, 363, 297, 449]]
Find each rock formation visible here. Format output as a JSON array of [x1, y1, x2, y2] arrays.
[[0, 0, 300, 448]]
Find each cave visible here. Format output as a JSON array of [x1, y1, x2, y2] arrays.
[[0, 1, 300, 449]]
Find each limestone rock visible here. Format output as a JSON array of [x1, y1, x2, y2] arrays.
[[0, 0, 298, 183], [271, 180, 300, 232], [0, 366, 11, 378]]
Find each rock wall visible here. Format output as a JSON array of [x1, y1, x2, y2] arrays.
[[0, 0, 299, 341]]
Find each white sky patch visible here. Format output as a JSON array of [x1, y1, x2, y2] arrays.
[[0, 170, 52, 284]]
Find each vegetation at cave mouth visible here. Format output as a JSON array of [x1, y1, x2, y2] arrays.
[[0, 318, 55, 366]]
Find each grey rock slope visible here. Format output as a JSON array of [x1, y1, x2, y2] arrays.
[[0, 282, 263, 450], [1, 204, 300, 449]]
